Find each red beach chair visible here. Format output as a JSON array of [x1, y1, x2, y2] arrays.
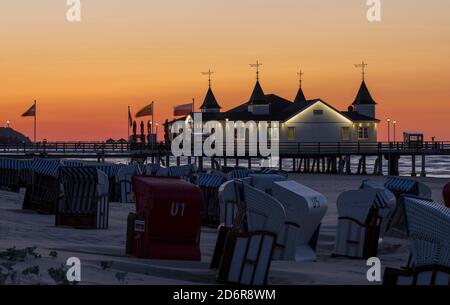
[[443, 183, 450, 208], [127, 176, 203, 261]]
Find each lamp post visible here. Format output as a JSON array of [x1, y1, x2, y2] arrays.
[[387, 118, 391, 143], [155, 123, 159, 142], [393, 120, 397, 143], [6, 120, 10, 128], [149, 121, 153, 134]]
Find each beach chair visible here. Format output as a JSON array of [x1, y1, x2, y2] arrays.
[[117, 165, 142, 203], [89, 163, 126, 202], [242, 183, 294, 261], [443, 183, 450, 208], [217, 174, 287, 229], [383, 196, 450, 285], [360, 179, 397, 238], [128, 176, 202, 260], [228, 168, 252, 180], [384, 265, 450, 285], [56, 167, 110, 229], [333, 188, 396, 259], [145, 163, 161, 176], [217, 230, 277, 285], [0, 158, 22, 192], [272, 181, 328, 261], [169, 165, 194, 182], [22, 159, 61, 214], [383, 177, 432, 238], [196, 173, 227, 226]]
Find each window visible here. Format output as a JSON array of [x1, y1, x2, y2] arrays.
[[358, 127, 369, 140], [341, 127, 350, 141], [313, 109, 324, 115], [287, 127, 296, 141]]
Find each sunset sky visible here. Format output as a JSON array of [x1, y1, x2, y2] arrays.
[[1, 0, 450, 141]]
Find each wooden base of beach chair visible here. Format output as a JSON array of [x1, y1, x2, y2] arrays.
[[384, 265, 450, 285], [55, 214, 98, 229], [217, 231, 276, 285], [210, 226, 232, 269]]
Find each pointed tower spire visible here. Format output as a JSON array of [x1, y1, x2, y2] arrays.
[[248, 61, 267, 105], [200, 70, 221, 112], [352, 62, 377, 118], [294, 69, 307, 105]]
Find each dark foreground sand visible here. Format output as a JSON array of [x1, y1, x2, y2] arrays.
[[0, 174, 447, 285]]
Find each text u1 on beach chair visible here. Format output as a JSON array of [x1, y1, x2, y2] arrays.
[[196, 173, 227, 226], [383, 196, 450, 285], [56, 166, 110, 229], [333, 187, 396, 259], [22, 158, 61, 214], [383, 177, 432, 238], [127, 176, 202, 260]]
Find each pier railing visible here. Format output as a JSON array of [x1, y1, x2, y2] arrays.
[[0, 141, 449, 157]]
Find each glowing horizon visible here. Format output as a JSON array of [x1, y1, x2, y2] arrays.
[[1, 0, 450, 141]]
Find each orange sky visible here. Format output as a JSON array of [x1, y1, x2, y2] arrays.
[[1, 0, 450, 141]]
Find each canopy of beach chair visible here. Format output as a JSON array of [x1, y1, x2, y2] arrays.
[[403, 196, 450, 268]]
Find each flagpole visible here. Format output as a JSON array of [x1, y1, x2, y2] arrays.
[[128, 106, 130, 141], [34, 100, 37, 143]]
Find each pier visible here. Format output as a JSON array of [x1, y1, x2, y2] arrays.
[[1, 141, 449, 177]]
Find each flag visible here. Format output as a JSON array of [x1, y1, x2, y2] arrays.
[[128, 106, 133, 127], [135, 102, 154, 118], [174, 103, 193, 116], [22, 103, 36, 117]]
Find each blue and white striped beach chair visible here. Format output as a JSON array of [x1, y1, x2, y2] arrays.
[[22, 158, 61, 214], [88, 163, 126, 202], [383, 177, 432, 238], [0, 158, 30, 192], [196, 173, 227, 226], [384, 196, 450, 285], [334, 188, 396, 259], [57, 166, 110, 229], [117, 165, 143, 203], [169, 165, 194, 182]]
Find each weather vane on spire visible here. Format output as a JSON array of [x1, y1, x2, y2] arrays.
[[297, 69, 304, 88], [201, 69, 214, 88], [354, 61, 368, 81], [250, 60, 263, 81]]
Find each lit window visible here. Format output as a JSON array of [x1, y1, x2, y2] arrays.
[[358, 126, 369, 140], [287, 127, 296, 141], [341, 127, 350, 141], [313, 110, 324, 115]]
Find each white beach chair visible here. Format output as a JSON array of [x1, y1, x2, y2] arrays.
[[248, 173, 287, 194], [383, 196, 450, 285], [217, 230, 277, 285], [117, 165, 142, 203], [242, 183, 292, 260], [272, 181, 328, 262], [218, 180, 240, 228], [57, 166, 109, 229], [334, 188, 396, 259]]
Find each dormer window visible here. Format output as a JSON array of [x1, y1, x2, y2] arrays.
[[313, 110, 324, 115]]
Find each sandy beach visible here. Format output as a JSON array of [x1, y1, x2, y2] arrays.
[[0, 174, 447, 285]]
